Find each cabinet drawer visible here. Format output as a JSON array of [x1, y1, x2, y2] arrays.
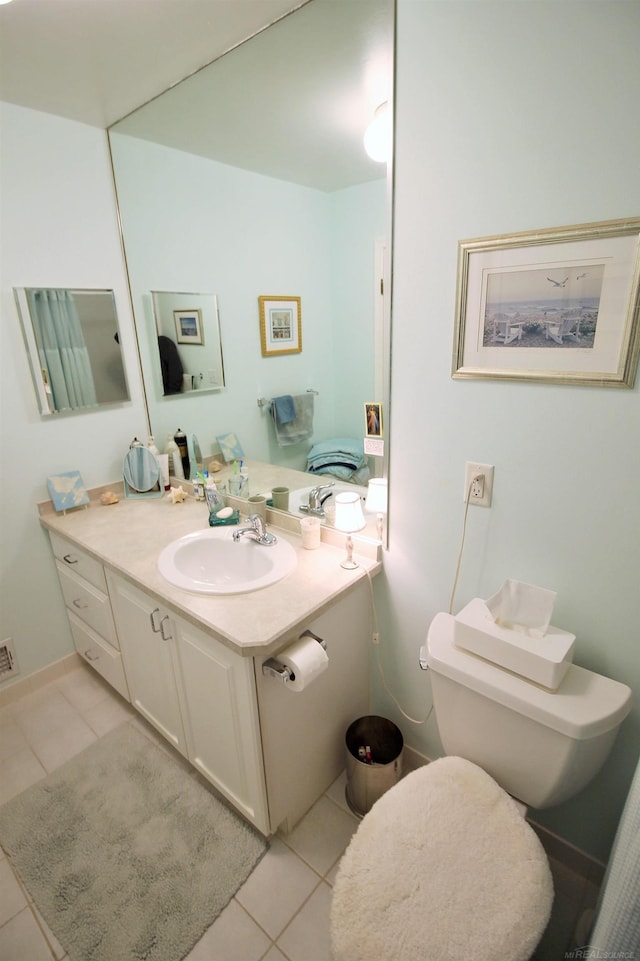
[[56, 561, 118, 648], [68, 611, 130, 702], [49, 531, 107, 592]]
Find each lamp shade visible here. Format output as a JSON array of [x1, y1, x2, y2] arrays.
[[334, 492, 366, 533], [365, 478, 388, 514]]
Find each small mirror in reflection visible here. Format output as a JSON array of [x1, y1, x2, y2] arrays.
[[123, 446, 162, 498], [14, 287, 131, 415], [151, 291, 225, 397]]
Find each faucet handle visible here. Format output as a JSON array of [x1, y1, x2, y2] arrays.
[[247, 512, 267, 534], [308, 482, 334, 510]]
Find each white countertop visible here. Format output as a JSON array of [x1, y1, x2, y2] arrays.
[[39, 485, 381, 658]]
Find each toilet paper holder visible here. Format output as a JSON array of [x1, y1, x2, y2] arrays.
[[262, 630, 326, 684]]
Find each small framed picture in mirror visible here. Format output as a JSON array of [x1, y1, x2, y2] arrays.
[[174, 309, 204, 345]]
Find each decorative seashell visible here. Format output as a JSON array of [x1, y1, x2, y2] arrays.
[[168, 485, 187, 504]]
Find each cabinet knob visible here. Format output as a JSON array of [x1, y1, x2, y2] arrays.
[[63, 554, 79, 565], [84, 649, 99, 662], [72, 598, 89, 610]]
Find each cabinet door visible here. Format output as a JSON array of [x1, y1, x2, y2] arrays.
[[106, 573, 186, 756], [173, 617, 269, 834]]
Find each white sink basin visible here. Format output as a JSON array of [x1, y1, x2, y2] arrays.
[[287, 483, 368, 519], [158, 527, 297, 595]]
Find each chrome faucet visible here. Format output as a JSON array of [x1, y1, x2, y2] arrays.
[[299, 482, 334, 516], [232, 513, 277, 546]]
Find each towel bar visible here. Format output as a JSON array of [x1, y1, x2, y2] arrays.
[[257, 389, 319, 408]]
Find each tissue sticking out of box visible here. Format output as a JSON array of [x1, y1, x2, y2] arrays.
[[454, 580, 576, 690], [486, 579, 556, 637]]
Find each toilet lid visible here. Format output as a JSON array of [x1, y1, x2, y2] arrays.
[[331, 757, 553, 961]]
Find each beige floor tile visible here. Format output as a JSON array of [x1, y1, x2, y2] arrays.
[[0, 907, 54, 961], [324, 770, 352, 816], [0, 745, 46, 804], [236, 837, 320, 939], [29, 713, 96, 773], [262, 947, 288, 961], [277, 881, 333, 961], [0, 859, 27, 927], [282, 795, 359, 876], [54, 665, 111, 713], [11, 687, 78, 743], [184, 898, 271, 961], [0, 715, 28, 763], [82, 691, 133, 737]]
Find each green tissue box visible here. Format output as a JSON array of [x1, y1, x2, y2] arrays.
[[209, 509, 240, 527]]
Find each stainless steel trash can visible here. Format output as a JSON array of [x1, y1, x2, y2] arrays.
[[345, 715, 404, 817]]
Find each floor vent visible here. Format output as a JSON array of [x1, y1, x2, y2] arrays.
[[0, 638, 19, 680]]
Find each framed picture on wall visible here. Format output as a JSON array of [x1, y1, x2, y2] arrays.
[[452, 217, 640, 387], [174, 309, 204, 345], [258, 296, 302, 356]]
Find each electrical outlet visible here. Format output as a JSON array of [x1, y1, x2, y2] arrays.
[[464, 462, 494, 507]]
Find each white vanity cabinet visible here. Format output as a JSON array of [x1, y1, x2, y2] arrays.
[[45, 516, 376, 838], [171, 616, 269, 834], [49, 532, 130, 700], [105, 572, 187, 758], [105, 571, 270, 834]]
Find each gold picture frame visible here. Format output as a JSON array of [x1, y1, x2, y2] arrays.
[[452, 217, 640, 387], [258, 296, 302, 356]]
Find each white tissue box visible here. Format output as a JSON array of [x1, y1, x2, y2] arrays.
[[454, 597, 576, 690]]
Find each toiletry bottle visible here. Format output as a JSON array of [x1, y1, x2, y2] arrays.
[[192, 473, 205, 501], [205, 476, 223, 513], [165, 434, 184, 480], [147, 435, 159, 456], [129, 437, 143, 448], [240, 460, 249, 497], [174, 428, 190, 479]]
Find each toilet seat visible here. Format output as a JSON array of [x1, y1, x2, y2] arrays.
[[331, 757, 553, 961]]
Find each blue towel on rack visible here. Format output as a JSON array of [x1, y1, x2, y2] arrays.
[[272, 395, 296, 425], [271, 394, 315, 446]]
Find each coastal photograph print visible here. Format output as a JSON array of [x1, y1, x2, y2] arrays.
[[174, 309, 204, 345], [258, 296, 302, 356], [452, 217, 640, 387]]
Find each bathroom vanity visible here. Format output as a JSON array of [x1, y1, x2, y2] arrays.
[[40, 491, 380, 835]]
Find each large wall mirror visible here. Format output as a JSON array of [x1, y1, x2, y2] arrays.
[[108, 0, 393, 533], [14, 287, 130, 415]]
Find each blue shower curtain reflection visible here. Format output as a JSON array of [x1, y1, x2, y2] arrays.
[[27, 289, 97, 411]]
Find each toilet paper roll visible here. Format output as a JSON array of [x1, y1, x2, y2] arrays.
[[280, 636, 329, 692]]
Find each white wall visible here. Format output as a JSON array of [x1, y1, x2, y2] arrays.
[[378, 1, 640, 862], [0, 102, 148, 680]]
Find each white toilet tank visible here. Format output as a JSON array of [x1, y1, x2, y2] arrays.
[[426, 612, 632, 809]]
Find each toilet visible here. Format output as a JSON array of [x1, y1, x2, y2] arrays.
[[330, 611, 632, 961]]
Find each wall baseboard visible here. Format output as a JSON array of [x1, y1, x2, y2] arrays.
[[0, 652, 82, 708]]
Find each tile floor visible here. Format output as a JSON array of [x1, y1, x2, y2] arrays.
[[0, 662, 602, 961]]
